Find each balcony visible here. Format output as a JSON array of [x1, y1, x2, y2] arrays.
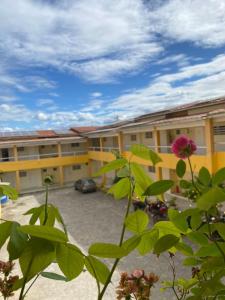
[[88, 147, 119, 162], [0, 151, 89, 172]]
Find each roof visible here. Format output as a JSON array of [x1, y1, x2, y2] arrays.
[[37, 130, 57, 137], [71, 126, 99, 134]]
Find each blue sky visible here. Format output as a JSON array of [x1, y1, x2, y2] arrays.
[[0, 0, 225, 130]]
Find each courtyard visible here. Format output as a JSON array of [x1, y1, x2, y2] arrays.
[[1, 187, 189, 300]]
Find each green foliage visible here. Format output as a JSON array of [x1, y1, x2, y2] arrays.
[[0, 184, 18, 200], [41, 272, 69, 282], [153, 234, 180, 255], [212, 167, 225, 186], [198, 167, 211, 186], [93, 158, 127, 176], [56, 243, 84, 280], [176, 159, 186, 178], [88, 243, 128, 258], [130, 144, 162, 165], [7, 222, 28, 260], [108, 177, 131, 200], [0, 221, 12, 249], [125, 210, 149, 234], [19, 225, 68, 243], [197, 187, 225, 210], [137, 228, 159, 255], [144, 180, 174, 196], [84, 256, 110, 284]]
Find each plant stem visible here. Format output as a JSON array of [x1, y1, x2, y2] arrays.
[[98, 170, 134, 300], [43, 184, 49, 225], [169, 255, 180, 300], [187, 157, 200, 194], [18, 258, 33, 300], [86, 256, 100, 297], [22, 274, 40, 299]]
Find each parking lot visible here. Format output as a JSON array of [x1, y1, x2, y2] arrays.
[[2, 187, 190, 299]]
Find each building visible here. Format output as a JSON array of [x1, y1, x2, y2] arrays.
[[1, 96, 225, 204]]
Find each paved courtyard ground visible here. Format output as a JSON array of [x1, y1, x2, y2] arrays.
[[1, 187, 190, 300]]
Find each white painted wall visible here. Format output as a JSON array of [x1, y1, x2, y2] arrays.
[[20, 169, 42, 191], [0, 172, 16, 188], [64, 164, 88, 183]]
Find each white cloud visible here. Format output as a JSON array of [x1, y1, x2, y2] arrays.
[[36, 98, 55, 107], [90, 92, 102, 98], [153, 0, 225, 47]]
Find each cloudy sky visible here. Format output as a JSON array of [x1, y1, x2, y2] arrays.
[[0, 0, 225, 130]]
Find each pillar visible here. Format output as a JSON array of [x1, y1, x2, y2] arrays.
[[153, 128, 163, 181], [118, 132, 124, 155], [57, 143, 64, 186], [13, 145, 20, 192], [205, 118, 214, 173], [99, 137, 106, 186]]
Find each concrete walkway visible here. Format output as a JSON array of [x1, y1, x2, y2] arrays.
[[1, 188, 190, 299]]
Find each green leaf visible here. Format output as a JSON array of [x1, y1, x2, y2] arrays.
[[130, 163, 153, 192], [7, 222, 28, 260], [183, 257, 201, 266], [108, 177, 131, 200], [0, 221, 12, 249], [117, 166, 129, 178], [175, 242, 193, 256], [187, 232, 208, 246], [180, 180, 192, 189], [0, 184, 18, 200], [197, 187, 225, 210], [56, 243, 84, 280], [154, 221, 181, 238], [94, 159, 127, 176], [88, 243, 128, 258], [19, 238, 55, 281], [195, 244, 222, 257], [144, 180, 174, 196], [176, 159, 186, 178], [125, 210, 149, 234], [130, 144, 162, 165], [19, 225, 68, 243], [84, 255, 110, 285], [137, 228, 159, 255], [41, 272, 69, 282], [153, 234, 179, 255], [122, 235, 141, 253], [199, 167, 211, 186], [168, 209, 189, 232], [214, 223, 225, 240], [212, 167, 225, 186]]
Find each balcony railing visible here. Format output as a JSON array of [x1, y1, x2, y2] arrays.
[[0, 151, 88, 162], [125, 145, 207, 155], [88, 147, 119, 152]]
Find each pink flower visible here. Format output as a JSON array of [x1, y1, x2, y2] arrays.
[[171, 135, 197, 159], [132, 269, 144, 279]]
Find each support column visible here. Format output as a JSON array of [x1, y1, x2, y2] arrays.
[[57, 143, 64, 186], [13, 145, 20, 193], [205, 118, 214, 173], [118, 132, 124, 155], [153, 128, 162, 181], [87, 138, 92, 177], [139, 132, 143, 144], [99, 137, 106, 186]]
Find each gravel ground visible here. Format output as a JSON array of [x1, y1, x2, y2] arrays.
[[1, 187, 191, 300]]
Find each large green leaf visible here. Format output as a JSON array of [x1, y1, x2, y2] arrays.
[[125, 210, 149, 234], [56, 243, 84, 280], [214, 223, 225, 240], [94, 159, 127, 176], [19, 225, 68, 243], [168, 209, 189, 233], [195, 244, 222, 257], [144, 180, 174, 196], [41, 272, 69, 282], [88, 243, 128, 258], [153, 234, 179, 255], [198, 167, 211, 186], [130, 163, 153, 191], [187, 232, 208, 246], [108, 177, 131, 200], [130, 144, 162, 165], [154, 221, 181, 238], [7, 222, 28, 260], [175, 242, 193, 256], [197, 187, 225, 210], [212, 167, 225, 186], [122, 235, 141, 253], [176, 159, 186, 178], [0, 221, 12, 249], [84, 255, 110, 285], [0, 184, 18, 200], [137, 228, 159, 255], [19, 238, 55, 281]]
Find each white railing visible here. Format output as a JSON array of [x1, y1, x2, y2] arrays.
[[125, 144, 207, 155], [88, 147, 119, 152], [0, 151, 88, 162]]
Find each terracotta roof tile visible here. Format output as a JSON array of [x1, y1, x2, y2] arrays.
[[37, 130, 57, 137]]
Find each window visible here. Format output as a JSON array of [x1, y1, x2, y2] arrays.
[[71, 143, 80, 147], [103, 137, 107, 142], [131, 134, 136, 141], [72, 165, 81, 170], [145, 132, 153, 139], [17, 147, 24, 152], [53, 167, 58, 171], [19, 171, 27, 177], [176, 129, 181, 135], [148, 166, 155, 173], [42, 169, 47, 173], [41, 145, 45, 149]]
